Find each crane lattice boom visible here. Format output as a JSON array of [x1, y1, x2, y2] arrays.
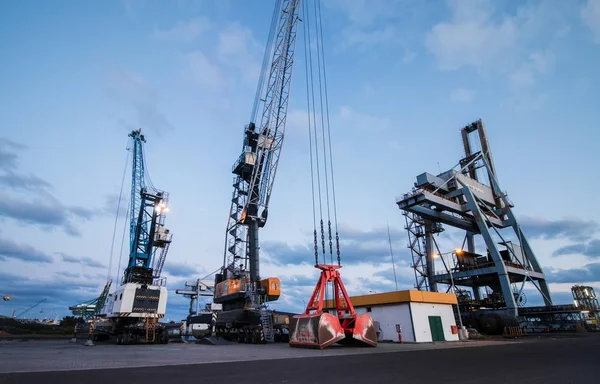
[[124, 129, 172, 285], [222, 0, 301, 285]]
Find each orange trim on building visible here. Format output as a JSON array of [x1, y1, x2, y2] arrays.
[[323, 290, 457, 309]]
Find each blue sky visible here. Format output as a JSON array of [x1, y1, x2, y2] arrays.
[[1, 0, 599, 322]]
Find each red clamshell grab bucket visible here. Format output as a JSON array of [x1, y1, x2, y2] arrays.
[[337, 313, 378, 347], [288, 264, 378, 349], [289, 312, 345, 349]]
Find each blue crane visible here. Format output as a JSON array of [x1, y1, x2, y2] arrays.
[[67, 129, 172, 345], [105, 128, 173, 345], [123, 129, 172, 285], [13, 298, 46, 319]]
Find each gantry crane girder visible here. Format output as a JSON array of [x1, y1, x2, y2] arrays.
[[69, 280, 112, 319], [396, 119, 552, 316]]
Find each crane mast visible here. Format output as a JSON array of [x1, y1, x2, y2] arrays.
[[218, 0, 301, 301]]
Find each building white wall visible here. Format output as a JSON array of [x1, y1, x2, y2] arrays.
[[355, 303, 415, 343], [410, 302, 459, 342]]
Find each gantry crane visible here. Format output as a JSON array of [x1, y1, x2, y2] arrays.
[[396, 120, 552, 318], [210, 0, 302, 344], [69, 280, 112, 320]]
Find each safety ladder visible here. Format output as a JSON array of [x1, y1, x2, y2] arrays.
[[260, 307, 274, 342], [145, 315, 157, 343], [249, 285, 274, 342]]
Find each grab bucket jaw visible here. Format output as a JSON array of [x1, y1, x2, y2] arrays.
[[288, 264, 378, 349], [345, 313, 378, 347], [289, 312, 345, 349]]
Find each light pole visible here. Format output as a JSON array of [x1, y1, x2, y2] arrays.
[[434, 250, 467, 340]]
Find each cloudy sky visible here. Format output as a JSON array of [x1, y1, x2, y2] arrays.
[[1, 0, 599, 322]]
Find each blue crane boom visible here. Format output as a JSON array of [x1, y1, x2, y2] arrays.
[[128, 129, 147, 268], [123, 129, 171, 285], [14, 298, 46, 319]]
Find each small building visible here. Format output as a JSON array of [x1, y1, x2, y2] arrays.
[[325, 290, 460, 343]]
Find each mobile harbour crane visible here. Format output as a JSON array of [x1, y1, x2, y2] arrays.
[[203, 0, 377, 349], [70, 129, 173, 345], [209, 0, 302, 344]]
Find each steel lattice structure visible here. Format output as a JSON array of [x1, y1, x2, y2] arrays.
[[222, 0, 301, 285], [396, 120, 552, 316], [124, 129, 172, 284]]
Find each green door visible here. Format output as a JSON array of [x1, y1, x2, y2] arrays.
[[428, 316, 445, 341]]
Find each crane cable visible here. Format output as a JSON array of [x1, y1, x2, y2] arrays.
[[302, 0, 320, 266], [107, 147, 131, 282], [251, 0, 282, 124], [114, 142, 134, 285], [303, 0, 340, 268]]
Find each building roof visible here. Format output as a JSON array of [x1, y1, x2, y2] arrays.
[[324, 290, 457, 309]]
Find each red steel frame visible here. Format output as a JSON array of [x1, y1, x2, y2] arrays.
[[302, 264, 355, 317]]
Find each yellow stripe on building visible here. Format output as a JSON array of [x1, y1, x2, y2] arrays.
[[323, 290, 457, 309]]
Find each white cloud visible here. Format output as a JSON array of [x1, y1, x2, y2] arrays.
[[509, 69, 535, 88], [402, 51, 417, 63], [338, 25, 402, 51], [363, 83, 376, 98], [105, 67, 174, 134], [509, 50, 555, 89], [326, 0, 417, 62], [581, 0, 600, 43], [500, 92, 549, 112], [216, 22, 263, 83], [450, 88, 475, 102], [425, 0, 519, 71], [176, 21, 263, 93], [425, 0, 571, 77], [186, 50, 224, 90], [153, 17, 212, 43], [336, 106, 391, 133], [284, 106, 391, 139], [326, 0, 400, 26]]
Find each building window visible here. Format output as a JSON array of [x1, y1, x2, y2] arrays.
[[366, 307, 372, 312]]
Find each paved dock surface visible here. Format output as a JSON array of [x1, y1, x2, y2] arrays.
[[1, 334, 598, 383]]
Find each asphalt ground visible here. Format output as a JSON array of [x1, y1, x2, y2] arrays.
[[0, 333, 598, 383]]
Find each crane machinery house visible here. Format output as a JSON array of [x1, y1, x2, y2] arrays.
[[325, 290, 460, 343]]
